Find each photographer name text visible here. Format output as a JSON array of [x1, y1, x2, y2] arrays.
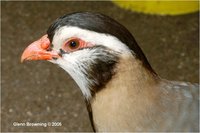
[[13, 121, 62, 127]]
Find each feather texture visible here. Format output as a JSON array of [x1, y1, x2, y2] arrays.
[[91, 54, 199, 132]]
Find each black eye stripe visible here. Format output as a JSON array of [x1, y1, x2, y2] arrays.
[[59, 49, 68, 56], [60, 49, 66, 54]]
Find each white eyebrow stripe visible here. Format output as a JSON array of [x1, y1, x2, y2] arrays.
[[52, 26, 131, 54]]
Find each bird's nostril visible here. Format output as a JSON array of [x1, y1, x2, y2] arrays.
[[45, 43, 54, 51], [46, 47, 52, 51]]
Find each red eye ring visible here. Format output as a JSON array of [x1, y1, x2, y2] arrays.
[[62, 37, 93, 52], [62, 38, 81, 52]]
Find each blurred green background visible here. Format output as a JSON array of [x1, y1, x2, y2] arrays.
[[1, 1, 199, 132]]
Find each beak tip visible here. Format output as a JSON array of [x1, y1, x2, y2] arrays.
[[20, 51, 27, 63]]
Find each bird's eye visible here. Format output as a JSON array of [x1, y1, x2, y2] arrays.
[[62, 38, 81, 52], [62, 38, 92, 52], [69, 40, 79, 49]]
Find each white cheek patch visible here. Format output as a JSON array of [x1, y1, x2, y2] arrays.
[[54, 49, 97, 100], [52, 26, 131, 53]]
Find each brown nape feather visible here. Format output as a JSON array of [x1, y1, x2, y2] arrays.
[[90, 54, 199, 132]]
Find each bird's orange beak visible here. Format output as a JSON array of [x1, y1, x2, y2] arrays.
[[21, 34, 60, 62]]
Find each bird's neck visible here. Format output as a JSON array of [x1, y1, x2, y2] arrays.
[[91, 53, 159, 101], [89, 54, 160, 131]]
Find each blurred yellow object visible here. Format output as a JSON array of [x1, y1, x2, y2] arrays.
[[112, 1, 199, 15]]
